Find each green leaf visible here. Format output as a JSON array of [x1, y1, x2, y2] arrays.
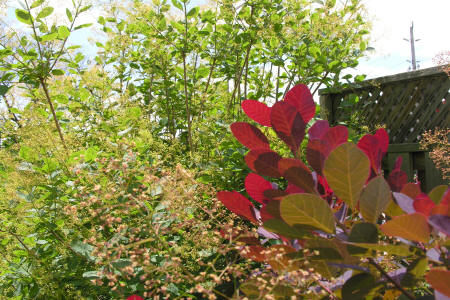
[[196, 66, 209, 79], [0, 85, 10, 96], [170, 21, 185, 33], [30, 0, 45, 9], [51, 69, 64, 76], [187, 7, 200, 18], [359, 41, 367, 51], [347, 223, 378, 255], [19, 146, 36, 162], [360, 176, 392, 223], [171, 0, 183, 10], [280, 193, 335, 234], [41, 32, 58, 42], [428, 185, 448, 204], [309, 46, 321, 58], [15, 9, 32, 25], [37, 7, 54, 19], [263, 219, 312, 239], [79, 5, 92, 13], [349, 223, 378, 243], [342, 273, 376, 300], [66, 8, 73, 22], [380, 212, 430, 243], [343, 242, 415, 256], [323, 143, 370, 209], [240, 279, 260, 298], [58, 26, 70, 39], [54, 94, 69, 104], [402, 257, 428, 286], [74, 23, 93, 30]]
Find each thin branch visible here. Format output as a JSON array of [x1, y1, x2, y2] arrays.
[[369, 258, 416, 300]]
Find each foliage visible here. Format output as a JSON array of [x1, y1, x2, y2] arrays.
[[0, 0, 375, 298], [217, 83, 450, 299], [420, 128, 450, 180]]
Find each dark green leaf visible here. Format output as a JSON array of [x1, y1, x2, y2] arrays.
[[342, 273, 376, 300], [51, 69, 64, 76], [187, 7, 200, 18], [15, 9, 32, 25]]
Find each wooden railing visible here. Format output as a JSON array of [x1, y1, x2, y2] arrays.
[[319, 65, 449, 192]]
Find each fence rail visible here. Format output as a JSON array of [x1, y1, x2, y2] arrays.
[[319, 65, 449, 191]]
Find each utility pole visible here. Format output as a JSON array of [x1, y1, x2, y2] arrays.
[[404, 22, 420, 70]]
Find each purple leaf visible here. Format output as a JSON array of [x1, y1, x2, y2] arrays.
[[393, 192, 416, 214], [428, 214, 450, 236]]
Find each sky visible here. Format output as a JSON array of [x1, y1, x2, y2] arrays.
[[356, 0, 450, 78], [3, 0, 450, 80]]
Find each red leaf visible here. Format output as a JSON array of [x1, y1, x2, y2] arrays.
[[127, 295, 144, 300], [357, 129, 389, 175], [286, 183, 305, 194], [217, 191, 258, 223], [375, 128, 389, 153], [242, 100, 272, 127], [322, 125, 348, 153], [230, 122, 270, 150], [388, 157, 408, 192], [400, 183, 421, 199], [245, 149, 282, 178], [278, 158, 315, 193], [245, 173, 273, 204], [284, 84, 316, 124], [306, 139, 327, 175], [306, 125, 348, 175], [414, 193, 435, 216], [308, 120, 329, 140], [393, 156, 403, 170], [270, 102, 306, 153]]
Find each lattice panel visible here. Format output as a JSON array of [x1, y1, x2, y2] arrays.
[[325, 68, 450, 143]]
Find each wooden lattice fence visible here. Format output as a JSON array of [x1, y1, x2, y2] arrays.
[[319, 65, 449, 192]]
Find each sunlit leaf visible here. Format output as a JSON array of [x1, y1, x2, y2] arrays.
[[360, 176, 392, 223], [230, 122, 270, 150], [242, 100, 272, 127], [37, 7, 54, 19], [280, 193, 335, 233], [323, 143, 370, 209], [380, 213, 430, 243], [429, 185, 448, 204], [15, 9, 32, 25], [217, 191, 257, 223], [426, 269, 450, 297]]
